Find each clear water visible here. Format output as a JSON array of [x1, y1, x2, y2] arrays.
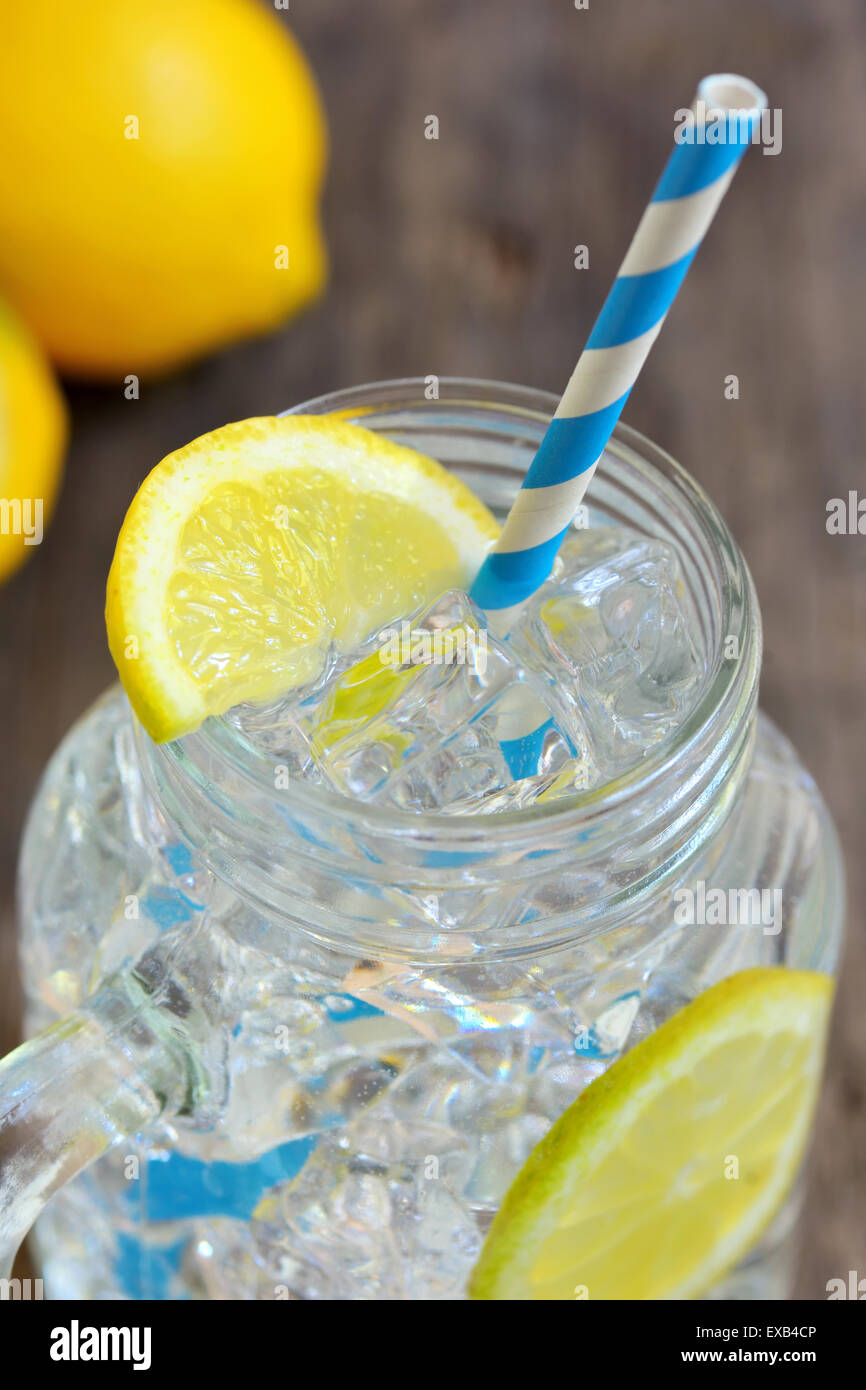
[[19, 525, 840, 1300], [228, 527, 703, 812]]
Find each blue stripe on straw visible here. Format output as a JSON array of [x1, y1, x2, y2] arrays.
[[652, 135, 754, 201], [470, 526, 572, 610], [586, 251, 696, 350], [470, 76, 764, 617], [500, 717, 557, 781], [523, 391, 631, 488]]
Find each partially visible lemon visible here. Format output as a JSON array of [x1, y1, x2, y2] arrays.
[[0, 302, 67, 586], [0, 1, 327, 377], [469, 968, 833, 1300], [106, 415, 498, 742]]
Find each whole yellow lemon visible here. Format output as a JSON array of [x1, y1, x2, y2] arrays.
[[0, 1, 327, 378], [0, 302, 67, 585]]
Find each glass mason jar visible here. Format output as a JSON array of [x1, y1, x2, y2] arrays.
[[1, 379, 844, 1301]]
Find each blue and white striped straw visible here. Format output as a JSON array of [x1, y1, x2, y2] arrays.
[[470, 74, 767, 620]]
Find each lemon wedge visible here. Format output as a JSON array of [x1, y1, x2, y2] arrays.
[[106, 415, 497, 741], [469, 968, 833, 1300]]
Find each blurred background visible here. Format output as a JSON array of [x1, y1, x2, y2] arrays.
[[1, 0, 864, 1297]]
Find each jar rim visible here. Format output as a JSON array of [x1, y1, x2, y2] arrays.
[[160, 376, 760, 857]]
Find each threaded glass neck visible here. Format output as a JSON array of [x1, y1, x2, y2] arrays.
[[140, 379, 761, 962]]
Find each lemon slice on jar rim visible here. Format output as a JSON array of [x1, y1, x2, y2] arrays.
[[106, 414, 498, 743]]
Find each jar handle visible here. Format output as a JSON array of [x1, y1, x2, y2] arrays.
[[0, 968, 205, 1280]]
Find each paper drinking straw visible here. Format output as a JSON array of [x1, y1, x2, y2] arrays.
[[470, 74, 767, 620]]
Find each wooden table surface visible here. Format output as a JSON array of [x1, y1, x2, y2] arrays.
[[3, 0, 864, 1298]]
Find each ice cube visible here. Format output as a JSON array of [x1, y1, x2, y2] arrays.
[[228, 529, 704, 813], [510, 527, 702, 777], [286, 591, 579, 813]]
